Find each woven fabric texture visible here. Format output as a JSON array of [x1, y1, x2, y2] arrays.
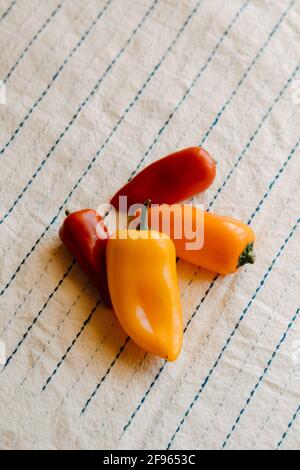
[[0, 0, 299, 450]]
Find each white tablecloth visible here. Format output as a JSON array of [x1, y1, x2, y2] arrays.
[[0, 0, 299, 450]]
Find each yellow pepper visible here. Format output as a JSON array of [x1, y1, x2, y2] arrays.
[[106, 206, 183, 361]]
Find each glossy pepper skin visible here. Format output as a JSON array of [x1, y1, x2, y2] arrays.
[[59, 209, 111, 306], [106, 230, 183, 361], [110, 147, 216, 210], [148, 205, 255, 275]]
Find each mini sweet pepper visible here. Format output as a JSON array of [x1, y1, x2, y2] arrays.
[[148, 204, 255, 275], [110, 147, 216, 210], [59, 209, 111, 305], [106, 203, 183, 361]]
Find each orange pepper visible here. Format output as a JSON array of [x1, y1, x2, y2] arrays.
[[106, 206, 183, 361], [148, 205, 255, 275]]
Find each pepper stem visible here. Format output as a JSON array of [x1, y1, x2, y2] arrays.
[[139, 199, 151, 231], [237, 242, 255, 267], [65, 209, 70, 216]]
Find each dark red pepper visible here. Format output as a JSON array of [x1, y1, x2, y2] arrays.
[[110, 147, 216, 210], [59, 209, 111, 306]]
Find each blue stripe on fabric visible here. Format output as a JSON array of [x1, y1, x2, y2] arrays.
[[0, 0, 112, 157], [208, 62, 300, 210], [0, 0, 159, 224], [1, 261, 75, 371], [248, 136, 300, 224], [41, 300, 101, 392], [0, 0, 17, 23], [127, 0, 293, 184], [195, 272, 297, 449], [1, 246, 61, 335], [80, 337, 130, 415], [166, 220, 299, 449], [20, 283, 88, 386], [128, 0, 250, 179], [222, 305, 300, 449], [0, 0, 205, 297], [277, 403, 300, 449], [199, 0, 296, 146], [3, 1, 65, 84]]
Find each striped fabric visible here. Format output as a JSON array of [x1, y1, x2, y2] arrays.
[[0, 0, 299, 450]]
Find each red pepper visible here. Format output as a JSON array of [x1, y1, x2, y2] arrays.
[[110, 147, 216, 210], [59, 209, 111, 306]]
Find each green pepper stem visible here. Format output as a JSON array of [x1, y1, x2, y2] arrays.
[[237, 242, 255, 267], [139, 199, 151, 231]]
